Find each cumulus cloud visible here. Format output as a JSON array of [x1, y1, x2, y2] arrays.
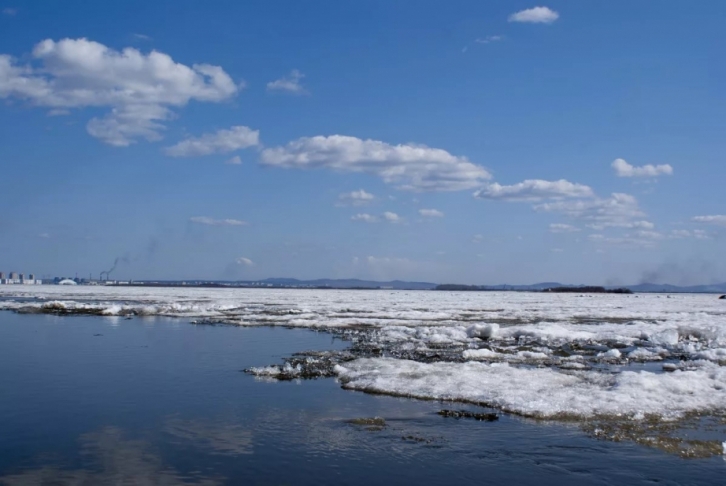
[[474, 179, 594, 202], [535, 193, 646, 229], [611, 158, 673, 178], [226, 155, 242, 165], [419, 209, 444, 218], [338, 189, 375, 206], [549, 223, 580, 233], [0, 38, 239, 146], [235, 257, 254, 266], [383, 211, 402, 223], [165, 126, 259, 157], [266, 69, 307, 94], [260, 135, 491, 192], [692, 215, 726, 227], [351, 213, 378, 223], [508, 6, 559, 24], [189, 216, 247, 226]]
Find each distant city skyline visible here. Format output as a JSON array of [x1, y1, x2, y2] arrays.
[[1, 1, 724, 286]]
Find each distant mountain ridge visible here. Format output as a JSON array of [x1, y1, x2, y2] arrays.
[[256, 278, 437, 290], [252, 279, 726, 293], [625, 282, 726, 293], [133, 278, 726, 293]]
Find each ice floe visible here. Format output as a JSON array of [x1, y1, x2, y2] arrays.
[[335, 358, 726, 420]]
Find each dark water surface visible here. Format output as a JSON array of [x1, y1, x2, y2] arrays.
[[0, 312, 723, 485]]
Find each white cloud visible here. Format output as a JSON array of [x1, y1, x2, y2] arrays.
[[535, 193, 646, 229], [350, 211, 403, 223], [692, 215, 726, 227], [474, 179, 594, 202], [508, 6, 559, 24], [626, 220, 655, 229], [226, 155, 242, 165], [472, 234, 484, 243], [419, 209, 444, 218], [549, 223, 580, 233], [667, 229, 710, 240], [235, 257, 254, 266], [2, 8, 17, 16], [586, 220, 654, 231], [132, 33, 152, 41], [338, 189, 375, 206], [551, 248, 563, 253], [351, 213, 378, 223], [165, 126, 259, 157], [635, 230, 665, 240], [587, 224, 710, 248], [588, 233, 657, 248], [266, 69, 307, 94], [611, 158, 673, 178], [189, 217, 247, 226], [693, 229, 711, 240], [475, 36, 503, 44], [365, 256, 410, 265], [38, 232, 50, 238], [260, 135, 491, 192], [0, 38, 239, 146], [353, 255, 442, 281], [383, 211, 402, 223], [47, 108, 70, 116], [670, 229, 691, 239]]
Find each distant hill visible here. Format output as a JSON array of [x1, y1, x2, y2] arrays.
[[435, 282, 726, 294], [435, 282, 566, 291], [131, 278, 726, 293], [625, 282, 726, 293], [254, 278, 437, 290]]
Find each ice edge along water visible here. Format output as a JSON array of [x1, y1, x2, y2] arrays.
[[1, 285, 726, 423]]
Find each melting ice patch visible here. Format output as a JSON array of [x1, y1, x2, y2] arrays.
[[335, 358, 726, 421]]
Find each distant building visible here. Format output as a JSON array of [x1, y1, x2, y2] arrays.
[[0, 271, 42, 285], [58, 279, 77, 285]]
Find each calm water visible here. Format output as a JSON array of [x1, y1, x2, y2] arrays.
[[0, 311, 723, 485]]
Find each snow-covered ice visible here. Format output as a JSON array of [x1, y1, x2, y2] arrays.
[[334, 358, 726, 420], [2, 285, 726, 422]]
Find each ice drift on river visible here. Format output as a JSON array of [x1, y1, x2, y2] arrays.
[[1, 285, 726, 420]]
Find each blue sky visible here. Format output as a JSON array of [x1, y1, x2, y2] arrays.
[[0, 1, 724, 285]]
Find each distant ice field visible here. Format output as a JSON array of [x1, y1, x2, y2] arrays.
[[2, 286, 726, 423]]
